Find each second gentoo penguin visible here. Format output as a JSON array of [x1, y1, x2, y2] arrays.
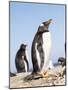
[[15, 44, 29, 73], [31, 19, 53, 75]]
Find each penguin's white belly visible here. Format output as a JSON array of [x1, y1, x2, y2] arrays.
[[24, 60, 27, 72], [22, 49, 28, 72], [25, 48, 29, 72], [41, 32, 52, 71]]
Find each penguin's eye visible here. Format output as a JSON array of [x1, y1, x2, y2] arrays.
[[40, 23, 44, 27]]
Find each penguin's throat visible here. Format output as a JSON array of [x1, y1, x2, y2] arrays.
[[37, 30, 49, 35]]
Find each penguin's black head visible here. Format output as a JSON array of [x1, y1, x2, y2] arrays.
[[43, 19, 52, 28], [38, 19, 52, 33], [20, 44, 27, 51]]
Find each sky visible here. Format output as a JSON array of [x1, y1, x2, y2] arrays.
[[10, 2, 65, 73]]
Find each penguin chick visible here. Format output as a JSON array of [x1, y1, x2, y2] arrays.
[[15, 44, 29, 73]]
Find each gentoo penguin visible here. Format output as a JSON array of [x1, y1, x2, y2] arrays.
[[58, 57, 66, 76], [58, 43, 66, 76], [31, 19, 53, 74], [15, 44, 29, 73], [58, 57, 66, 67]]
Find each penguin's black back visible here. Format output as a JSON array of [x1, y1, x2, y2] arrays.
[[31, 32, 44, 73]]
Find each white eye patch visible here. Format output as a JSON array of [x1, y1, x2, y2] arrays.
[[40, 23, 44, 26]]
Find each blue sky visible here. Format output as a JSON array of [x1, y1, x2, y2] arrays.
[[10, 2, 65, 73]]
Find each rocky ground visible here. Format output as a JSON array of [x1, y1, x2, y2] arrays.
[[10, 65, 66, 89]]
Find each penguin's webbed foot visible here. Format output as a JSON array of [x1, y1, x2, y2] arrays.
[[39, 71, 49, 78], [24, 72, 42, 81]]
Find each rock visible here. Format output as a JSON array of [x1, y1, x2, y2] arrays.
[[10, 66, 66, 88]]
